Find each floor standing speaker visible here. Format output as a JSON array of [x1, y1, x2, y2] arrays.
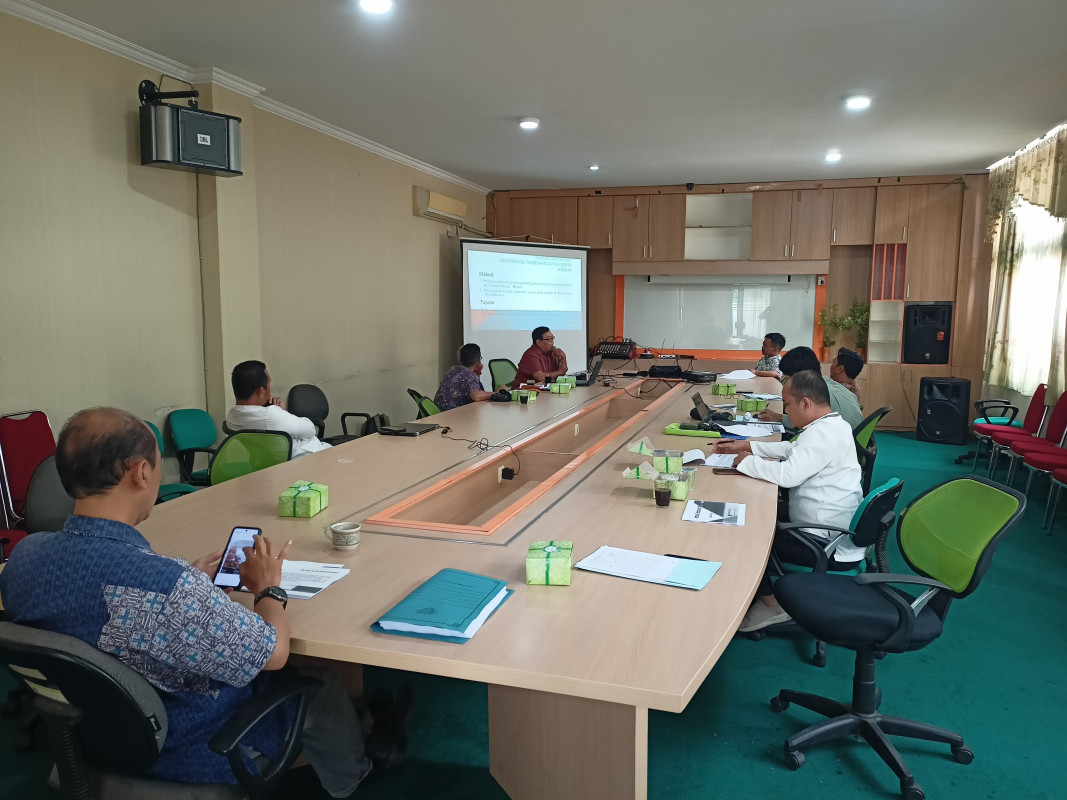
[[902, 303, 952, 364], [916, 377, 970, 445]]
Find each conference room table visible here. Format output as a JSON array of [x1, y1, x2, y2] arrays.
[[141, 374, 783, 800]]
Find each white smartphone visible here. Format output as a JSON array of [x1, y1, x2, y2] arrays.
[[212, 526, 261, 589]]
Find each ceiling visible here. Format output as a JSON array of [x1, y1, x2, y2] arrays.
[[15, 0, 1067, 191]]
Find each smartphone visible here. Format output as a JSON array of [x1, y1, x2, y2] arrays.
[[712, 467, 741, 475], [213, 526, 261, 589]]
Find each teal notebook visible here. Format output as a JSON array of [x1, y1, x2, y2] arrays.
[[372, 568, 511, 643]]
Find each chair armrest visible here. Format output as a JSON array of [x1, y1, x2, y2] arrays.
[[853, 573, 951, 651], [775, 522, 852, 572], [307, 418, 325, 439], [209, 672, 322, 794], [340, 413, 371, 437], [974, 399, 1018, 425]]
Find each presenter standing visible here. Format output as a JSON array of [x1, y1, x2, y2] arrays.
[[513, 326, 568, 388]]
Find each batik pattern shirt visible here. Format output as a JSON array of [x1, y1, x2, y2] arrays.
[[754, 354, 782, 375], [433, 365, 485, 411]]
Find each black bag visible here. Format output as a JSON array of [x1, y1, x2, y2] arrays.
[[361, 413, 391, 436]]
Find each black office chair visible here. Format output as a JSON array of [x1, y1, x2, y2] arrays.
[[769, 476, 1025, 800], [748, 478, 904, 667], [286, 384, 380, 445], [0, 620, 320, 800]]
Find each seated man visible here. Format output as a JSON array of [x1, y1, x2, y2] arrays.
[[226, 360, 330, 457], [434, 343, 495, 411], [714, 371, 863, 632], [753, 332, 786, 378], [0, 408, 397, 795], [512, 326, 568, 388], [758, 346, 863, 430], [830, 346, 864, 405]]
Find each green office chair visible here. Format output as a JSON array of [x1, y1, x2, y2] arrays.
[[406, 389, 440, 419], [488, 359, 518, 391], [852, 407, 890, 497], [144, 421, 197, 504], [0, 621, 319, 800], [166, 409, 218, 486], [208, 431, 293, 485], [748, 478, 904, 667], [854, 405, 892, 450], [769, 476, 1025, 800]]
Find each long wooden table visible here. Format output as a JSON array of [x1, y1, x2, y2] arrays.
[[140, 377, 781, 800]]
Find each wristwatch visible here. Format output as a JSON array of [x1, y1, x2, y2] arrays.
[[253, 585, 288, 610]]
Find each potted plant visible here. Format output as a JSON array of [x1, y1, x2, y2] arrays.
[[847, 300, 870, 354], [817, 303, 844, 361]]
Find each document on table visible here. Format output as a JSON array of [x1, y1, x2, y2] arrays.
[[740, 392, 781, 401], [280, 560, 350, 599], [720, 422, 785, 437], [719, 369, 756, 380], [682, 500, 747, 526], [575, 546, 721, 590], [682, 448, 742, 468]]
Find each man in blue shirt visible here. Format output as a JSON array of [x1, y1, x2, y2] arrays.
[[0, 408, 380, 795], [434, 343, 495, 411]]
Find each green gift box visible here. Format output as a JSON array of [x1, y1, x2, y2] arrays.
[[511, 389, 538, 402], [526, 540, 573, 585], [711, 383, 737, 396], [736, 397, 768, 413], [668, 474, 690, 500], [550, 382, 571, 394], [556, 376, 577, 387], [278, 480, 329, 518], [652, 449, 683, 474]]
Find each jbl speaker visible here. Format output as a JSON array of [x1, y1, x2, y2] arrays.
[[902, 303, 952, 364], [916, 377, 970, 445]]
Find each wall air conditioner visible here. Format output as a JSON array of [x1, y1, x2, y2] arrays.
[[413, 186, 467, 224]]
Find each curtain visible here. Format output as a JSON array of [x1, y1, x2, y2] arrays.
[[985, 200, 1067, 400]]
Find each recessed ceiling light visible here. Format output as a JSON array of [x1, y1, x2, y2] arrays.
[[589, 164, 600, 171], [845, 95, 871, 110], [359, 0, 393, 14], [518, 117, 540, 130], [825, 150, 842, 163]]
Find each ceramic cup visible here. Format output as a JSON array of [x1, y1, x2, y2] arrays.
[[324, 521, 361, 551]]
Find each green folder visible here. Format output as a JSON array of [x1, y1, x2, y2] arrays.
[[372, 568, 511, 642]]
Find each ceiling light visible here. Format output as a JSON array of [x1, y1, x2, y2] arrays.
[[825, 151, 842, 163], [518, 117, 540, 130], [359, 0, 393, 14], [589, 164, 600, 171], [845, 95, 871, 110]]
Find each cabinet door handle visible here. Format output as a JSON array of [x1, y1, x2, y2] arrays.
[[791, 244, 795, 258], [643, 245, 647, 259], [635, 197, 639, 208], [902, 225, 907, 241], [832, 228, 836, 243], [784, 244, 788, 258], [906, 284, 910, 298], [649, 246, 653, 259], [607, 233, 612, 247]]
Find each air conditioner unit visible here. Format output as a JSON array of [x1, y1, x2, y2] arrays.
[[413, 186, 467, 224]]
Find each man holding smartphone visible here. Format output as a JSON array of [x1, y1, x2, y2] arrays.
[[0, 408, 389, 796]]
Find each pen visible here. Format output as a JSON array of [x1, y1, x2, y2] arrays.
[[665, 553, 708, 561]]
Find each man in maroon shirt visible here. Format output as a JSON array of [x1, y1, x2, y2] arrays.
[[512, 326, 569, 388]]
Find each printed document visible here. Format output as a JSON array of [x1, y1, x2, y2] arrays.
[[682, 500, 747, 526], [280, 561, 350, 599], [575, 546, 721, 590]]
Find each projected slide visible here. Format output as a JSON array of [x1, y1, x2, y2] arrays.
[[468, 249, 583, 331]]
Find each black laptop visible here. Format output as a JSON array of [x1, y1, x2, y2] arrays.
[[379, 423, 440, 437], [574, 359, 604, 386]]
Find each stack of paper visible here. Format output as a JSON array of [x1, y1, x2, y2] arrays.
[[719, 369, 756, 380], [575, 546, 721, 590], [740, 392, 781, 401], [681, 500, 747, 526], [373, 568, 511, 642], [682, 448, 742, 468], [280, 561, 350, 599]]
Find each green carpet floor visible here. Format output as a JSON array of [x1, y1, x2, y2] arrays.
[[3, 432, 1064, 799]]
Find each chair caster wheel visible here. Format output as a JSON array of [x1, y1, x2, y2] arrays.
[[770, 696, 789, 713], [747, 630, 766, 642], [811, 653, 826, 668], [784, 749, 804, 770], [902, 782, 924, 800], [952, 744, 974, 764]]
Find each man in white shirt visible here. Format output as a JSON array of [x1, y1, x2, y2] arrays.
[[226, 361, 331, 458], [714, 369, 863, 633]]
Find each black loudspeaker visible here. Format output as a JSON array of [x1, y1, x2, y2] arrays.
[[916, 377, 970, 445], [902, 303, 952, 364]]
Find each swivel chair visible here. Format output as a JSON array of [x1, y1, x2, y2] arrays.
[[488, 359, 518, 391], [769, 476, 1025, 800], [406, 389, 440, 419], [209, 431, 293, 485], [167, 409, 219, 487], [145, 421, 197, 504], [286, 384, 380, 445], [0, 410, 56, 561]]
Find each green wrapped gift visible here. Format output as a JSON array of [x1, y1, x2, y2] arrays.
[[550, 382, 571, 394], [556, 376, 577, 387], [511, 389, 538, 402], [737, 397, 768, 413], [652, 449, 683, 474], [668, 474, 690, 500], [278, 480, 329, 518], [711, 383, 737, 396], [526, 540, 573, 585]]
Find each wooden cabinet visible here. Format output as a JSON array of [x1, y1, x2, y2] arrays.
[[611, 194, 684, 261], [508, 197, 578, 244], [874, 186, 911, 243], [906, 183, 963, 301], [832, 187, 876, 245], [577, 196, 613, 248], [750, 190, 832, 260]]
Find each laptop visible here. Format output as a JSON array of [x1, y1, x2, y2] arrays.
[[379, 422, 440, 437], [574, 359, 604, 386]]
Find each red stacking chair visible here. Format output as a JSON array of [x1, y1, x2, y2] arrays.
[[969, 384, 1047, 473], [1045, 467, 1067, 530], [1014, 446, 1067, 501], [988, 390, 1067, 478], [0, 410, 57, 562]]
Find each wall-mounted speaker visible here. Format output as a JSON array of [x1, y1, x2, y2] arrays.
[[916, 377, 970, 445], [902, 303, 952, 364]]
